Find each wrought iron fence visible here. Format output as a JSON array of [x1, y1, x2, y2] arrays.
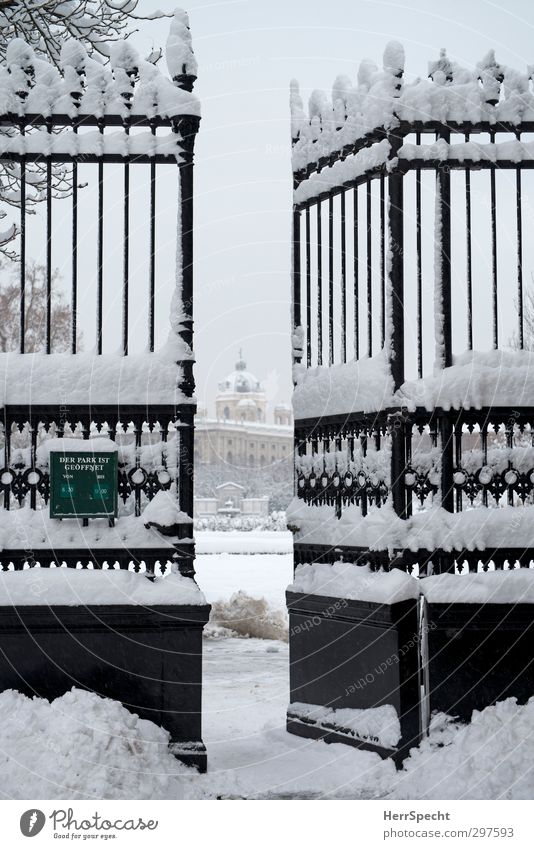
[[0, 28, 200, 575], [290, 49, 534, 573]]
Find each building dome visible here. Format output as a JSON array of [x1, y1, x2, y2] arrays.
[[218, 351, 262, 395]]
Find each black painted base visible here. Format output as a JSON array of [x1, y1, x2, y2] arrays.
[[0, 601, 211, 773], [427, 601, 534, 722], [286, 590, 421, 766]]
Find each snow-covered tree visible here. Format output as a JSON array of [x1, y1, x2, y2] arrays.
[[0, 1, 167, 66], [0, 1, 173, 259], [0, 259, 80, 351]]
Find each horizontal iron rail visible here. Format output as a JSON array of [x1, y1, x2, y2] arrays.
[[294, 405, 534, 433], [293, 119, 534, 185], [0, 152, 183, 166], [0, 112, 182, 128], [293, 542, 534, 567], [1, 403, 195, 417]]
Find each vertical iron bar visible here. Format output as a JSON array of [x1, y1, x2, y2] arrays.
[[380, 174, 385, 348], [388, 135, 406, 519], [437, 132, 452, 370], [341, 189, 346, 362], [305, 205, 311, 367], [490, 131, 498, 349], [366, 178, 372, 358], [97, 131, 104, 355], [149, 123, 156, 352], [454, 423, 462, 512], [292, 208, 301, 368], [179, 160, 195, 390], [465, 133, 473, 350], [46, 122, 52, 354], [316, 202, 322, 366], [415, 132, 422, 377], [389, 154, 404, 391], [516, 143, 523, 350], [123, 157, 130, 356], [436, 131, 453, 513], [328, 195, 334, 365], [71, 144, 78, 355], [353, 186, 359, 360], [19, 124, 26, 354]]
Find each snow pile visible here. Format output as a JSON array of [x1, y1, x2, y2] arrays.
[[287, 498, 401, 550], [0, 505, 180, 551], [0, 567, 206, 606], [397, 349, 534, 412], [209, 591, 288, 641], [288, 701, 401, 748], [37, 437, 117, 460], [293, 348, 534, 420], [142, 488, 192, 530], [0, 688, 209, 800], [0, 336, 191, 406], [288, 498, 534, 553], [395, 698, 534, 799], [293, 350, 394, 419], [289, 562, 419, 604], [165, 8, 197, 80], [422, 569, 534, 604]]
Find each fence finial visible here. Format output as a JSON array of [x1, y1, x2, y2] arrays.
[[383, 40, 404, 94], [290, 79, 305, 144], [428, 48, 454, 84], [477, 49, 503, 105], [166, 7, 197, 91]]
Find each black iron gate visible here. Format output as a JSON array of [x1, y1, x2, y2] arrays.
[[0, 20, 201, 577], [288, 44, 534, 760], [0, 12, 210, 771]]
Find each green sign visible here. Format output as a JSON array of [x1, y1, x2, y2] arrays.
[[50, 451, 118, 519]]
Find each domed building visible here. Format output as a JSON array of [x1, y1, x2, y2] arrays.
[[194, 353, 293, 517], [215, 352, 266, 423]]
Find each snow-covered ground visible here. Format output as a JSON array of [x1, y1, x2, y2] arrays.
[[2, 532, 534, 799]]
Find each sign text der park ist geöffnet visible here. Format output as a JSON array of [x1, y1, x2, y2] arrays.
[[49, 451, 118, 519]]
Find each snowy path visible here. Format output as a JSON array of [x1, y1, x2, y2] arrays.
[[193, 542, 392, 798], [200, 636, 392, 798]]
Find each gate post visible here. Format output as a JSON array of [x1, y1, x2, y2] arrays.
[[435, 134, 454, 517], [388, 136, 407, 521]]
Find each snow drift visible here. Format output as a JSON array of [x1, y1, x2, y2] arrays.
[[0, 688, 209, 800], [208, 591, 288, 642]]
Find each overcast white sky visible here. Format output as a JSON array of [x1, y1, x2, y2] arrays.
[[29, 0, 534, 414]]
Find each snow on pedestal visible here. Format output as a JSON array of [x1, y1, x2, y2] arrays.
[[0, 335, 192, 406], [288, 498, 534, 556], [0, 567, 205, 607], [289, 561, 419, 604], [293, 348, 534, 420]]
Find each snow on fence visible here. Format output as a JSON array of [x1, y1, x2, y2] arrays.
[[0, 10, 201, 576], [290, 43, 534, 573]]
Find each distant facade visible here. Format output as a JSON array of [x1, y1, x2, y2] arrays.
[[194, 353, 293, 516]]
